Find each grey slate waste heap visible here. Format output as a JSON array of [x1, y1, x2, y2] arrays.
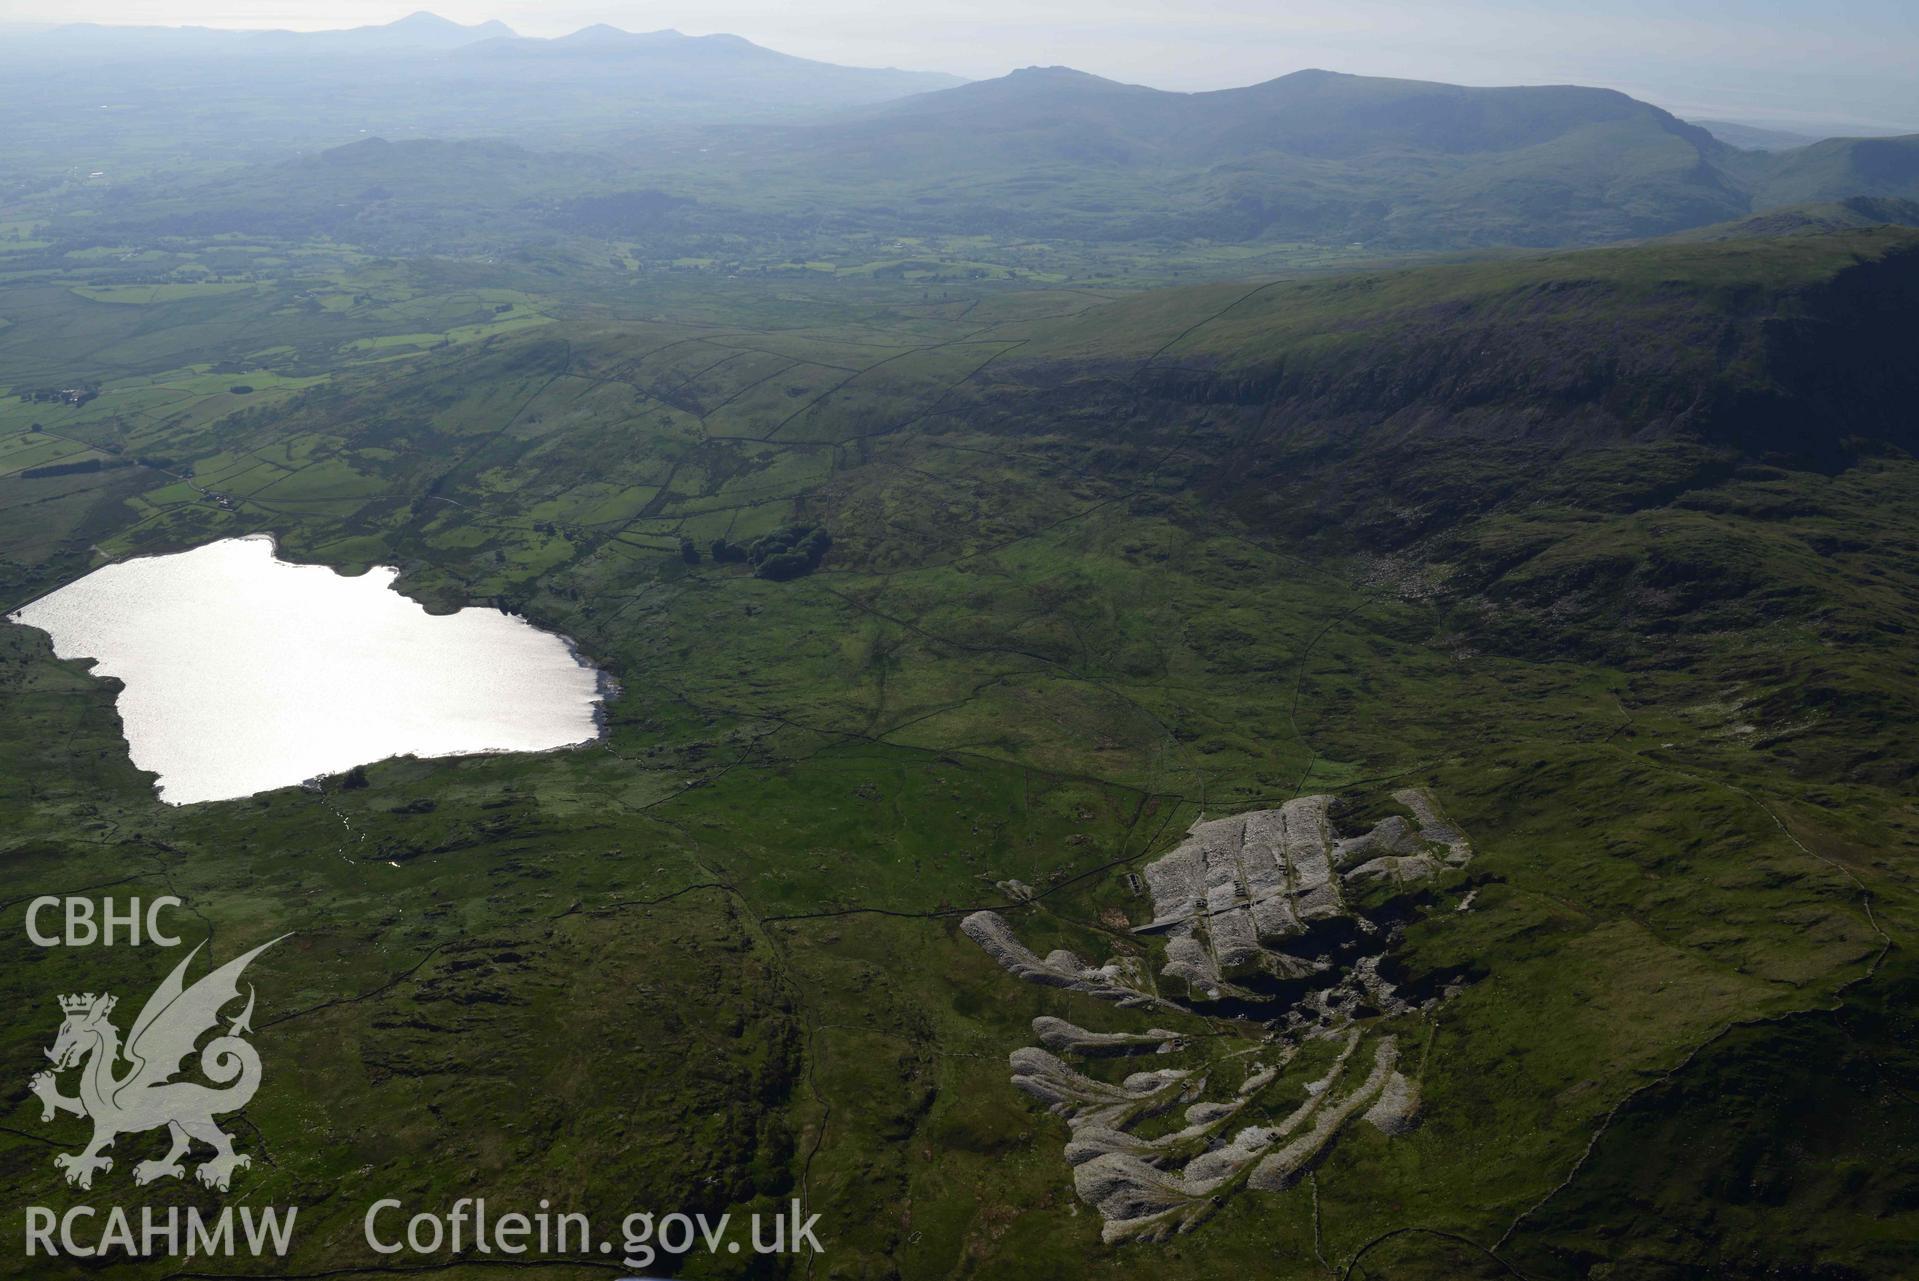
[[961, 788, 1475, 1243]]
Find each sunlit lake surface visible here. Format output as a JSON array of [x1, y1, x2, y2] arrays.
[[8, 536, 605, 805]]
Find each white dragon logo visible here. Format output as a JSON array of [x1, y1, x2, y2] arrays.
[[28, 936, 286, 1192]]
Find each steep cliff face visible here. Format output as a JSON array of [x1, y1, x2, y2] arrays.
[[903, 232, 1919, 781], [945, 237, 1919, 497], [907, 234, 1914, 558], [1738, 242, 1919, 456]]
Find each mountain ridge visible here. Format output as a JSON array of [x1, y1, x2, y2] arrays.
[[704, 67, 1915, 247], [22, 10, 518, 53]]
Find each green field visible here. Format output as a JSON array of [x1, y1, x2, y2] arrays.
[[0, 206, 1914, 1280]]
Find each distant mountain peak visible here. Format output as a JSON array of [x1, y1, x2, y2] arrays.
[[555, 23, 690, 43], [910, 64, 1152, 104], [232, 10, 516, 47], [1004, 65, 1122, 84], [348, 10, 516, 38], [389, 10, 511, 28]]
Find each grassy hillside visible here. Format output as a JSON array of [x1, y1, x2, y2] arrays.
[[0, 228, 1914, 1277], [850, 66, 1717, 161], [727, 71, 1919, 248], [39, 64, 1919, 276], [1692, 119, 1824, 151], [583, 68, 1759, 248], [1663, 195, 1919, 241], [1754, 134, 1919, 207]]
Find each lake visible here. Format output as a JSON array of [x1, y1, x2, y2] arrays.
[[7, 535, 606, 805]]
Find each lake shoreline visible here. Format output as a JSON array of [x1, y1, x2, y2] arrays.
[[10, 534, 613, 806]]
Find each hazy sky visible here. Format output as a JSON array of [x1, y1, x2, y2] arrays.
[[6, 1, 1916, 130]]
